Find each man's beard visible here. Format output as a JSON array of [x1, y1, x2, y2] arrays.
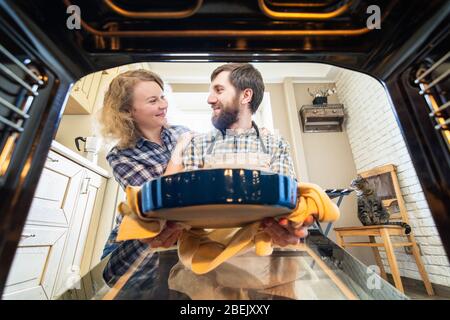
[[211, 97, 240, 130]]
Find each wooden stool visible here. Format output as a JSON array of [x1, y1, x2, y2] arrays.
[[334, 164, 434, 296], [334, 225, 434, 295]]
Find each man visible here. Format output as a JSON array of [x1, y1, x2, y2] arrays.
[[153, 63, 314, 248]]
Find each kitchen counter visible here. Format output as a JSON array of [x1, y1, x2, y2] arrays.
[[57, 230, 407, 300], [51, 140, 111, 178]]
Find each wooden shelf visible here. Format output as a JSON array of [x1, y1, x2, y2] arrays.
[[299, 103, 345, 133]]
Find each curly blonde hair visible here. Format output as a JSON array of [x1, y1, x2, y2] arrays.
[[99, 69, 164, 149]]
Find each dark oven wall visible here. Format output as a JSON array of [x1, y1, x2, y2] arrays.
[[383, 25, 450, 262], [0, 0, 449, 295], [0, 1, 89, 295]]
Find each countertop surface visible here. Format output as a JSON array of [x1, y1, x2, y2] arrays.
[[51, 140, 111, 178]]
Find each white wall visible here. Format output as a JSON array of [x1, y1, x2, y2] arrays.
[[335, 69, 450, 287], [290, 82, 377, 266]]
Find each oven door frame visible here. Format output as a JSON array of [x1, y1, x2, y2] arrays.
[[0, 0, 449, 296]]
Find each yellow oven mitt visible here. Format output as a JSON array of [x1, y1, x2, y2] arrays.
[[116, 182, 340, 274]]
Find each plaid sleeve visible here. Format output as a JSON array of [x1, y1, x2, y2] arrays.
[[102, 240, 155, 286], [182, 135, 204, 171], [270, 138, 297, 180], [107, 152, 157, 189], [171, 125, 191, 138]]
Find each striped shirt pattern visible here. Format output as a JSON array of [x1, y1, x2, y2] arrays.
[[182, 127, 297, 179]]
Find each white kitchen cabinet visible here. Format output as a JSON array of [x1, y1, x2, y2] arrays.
[[3, 142, 109, 300], [87, 179, 126, 272], [90, 64, 149, 115], [27, 150, 84, 227], [53, 170, 107, 298], [63, 62, 151, 115], [82, 178, 124, 273], [64, 71, 103, 115], [91, 67, 120, 114], [2, 226, 68, 300]]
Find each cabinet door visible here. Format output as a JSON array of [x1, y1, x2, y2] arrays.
[[64, 71, 102, 114], [91, 68, 119, 114], [88, 179, 123, 271], [79, 172, 107, 276], [27, 150, 84, 227], [2, 226, 68, 300], [53, 170, 106, 298]]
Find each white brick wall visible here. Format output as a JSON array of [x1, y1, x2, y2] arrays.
[[335, 69, 450, 288]]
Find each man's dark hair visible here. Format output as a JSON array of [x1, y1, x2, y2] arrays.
[[211, 63, 265, 114]]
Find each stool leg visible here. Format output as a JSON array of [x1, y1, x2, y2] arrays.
[[335, 232, 344, 248], [408, 234, 435, 296], [380, 228, 404, 293], [369, 236, 387, 280]]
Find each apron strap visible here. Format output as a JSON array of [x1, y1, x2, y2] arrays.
[[206, 128, 225, 155], [206, 122, 268, 155], [252, 121, 268, 154]]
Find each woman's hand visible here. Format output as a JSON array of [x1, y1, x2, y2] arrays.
[[261, 215, 315, 246], [140, 221, 184, 248], [164, 132, 193, 175], [172, 132, 194, 164]]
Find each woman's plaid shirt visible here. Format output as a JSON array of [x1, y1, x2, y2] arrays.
[[102, 125, 189, 284], [107, 125, 190, 190]]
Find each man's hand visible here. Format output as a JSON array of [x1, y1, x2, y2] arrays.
[[261, 215, 315, 247], [140, 221, 184, 248]]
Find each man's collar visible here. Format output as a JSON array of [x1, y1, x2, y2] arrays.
[[224, 127, 257, 136], [210, 127, 257, 139], [212, 121, 259, 137]]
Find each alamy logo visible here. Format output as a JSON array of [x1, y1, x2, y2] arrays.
[[366, 5, 381, 29], [366, 264, 382, 290], [66, 5, 81, 30], [65, 265, 81, 290]]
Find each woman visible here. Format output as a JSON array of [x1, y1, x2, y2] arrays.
[[98, 69, 189, 285]]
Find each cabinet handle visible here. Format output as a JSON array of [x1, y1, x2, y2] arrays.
[[81, 177, 91, 194], [21, 233, 36, 239], [46, 155, 59, 162]]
